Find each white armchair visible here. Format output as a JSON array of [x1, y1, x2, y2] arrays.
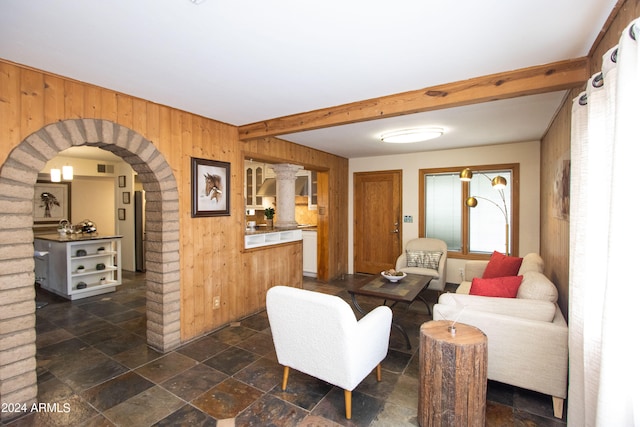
[[396, 237, 447, 291], [266, 286, 392, 419]]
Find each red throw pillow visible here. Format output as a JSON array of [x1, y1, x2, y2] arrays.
[[482, 251, 523, 278], [470, 276, 523, 298]]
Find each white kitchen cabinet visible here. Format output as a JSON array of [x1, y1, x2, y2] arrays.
[[244, 161, 266, 209], [308, 170, 317, 210], [34, 235, 122, 300], [302, 230, 317, 277]]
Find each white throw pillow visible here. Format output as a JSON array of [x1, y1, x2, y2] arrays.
[[406, 250, 442, 269], [517, 271, 558, 302]]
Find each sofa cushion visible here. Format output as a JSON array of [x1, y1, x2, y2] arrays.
[[456, 281, 472, 294], [483, 251, 523, 278], [437, 292, 558, 322], [517, 271, 558, 302], [470, 275, 523, 298], [518, 253, 544, 275], [400, 266, 440, 278], [406, 250, 442, 270]]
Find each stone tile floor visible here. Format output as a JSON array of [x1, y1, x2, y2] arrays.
[[3, 272, 567, 426]]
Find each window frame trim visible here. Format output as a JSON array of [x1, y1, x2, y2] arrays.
[[418, 163, 520, 260]]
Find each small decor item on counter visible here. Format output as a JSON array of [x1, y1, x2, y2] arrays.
[[77, 219, 97, 234], [76, 282, 87, 289], [99, 277, 107, 285], [76, 249, 87, 257], [76, 265, 85, 273], [247, 220, 257, 229], [96, 263, 106, 271], [381, 269, 407, 282], [58, 219, 70, 235], [264, 207, 275, 227]]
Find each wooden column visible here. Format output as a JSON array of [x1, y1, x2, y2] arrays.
[[418, 320, 487, 427]]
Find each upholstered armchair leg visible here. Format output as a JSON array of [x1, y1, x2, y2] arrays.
[[376, 364, 382, 381], [344, 389, 352, 419], [282, 366, 290, 390], [552, 396, 564, 419]]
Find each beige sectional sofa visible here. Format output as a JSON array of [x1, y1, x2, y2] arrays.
[[433, 253, 568, 418]]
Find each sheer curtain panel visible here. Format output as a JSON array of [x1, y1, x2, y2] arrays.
[[569, 19, 640, 427]]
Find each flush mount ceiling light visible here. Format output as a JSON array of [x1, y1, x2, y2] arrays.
[[380, 127, 444, 144]]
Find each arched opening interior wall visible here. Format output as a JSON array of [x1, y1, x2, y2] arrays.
[[0, 119, 181, 409]]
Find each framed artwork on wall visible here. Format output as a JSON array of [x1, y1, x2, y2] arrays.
[[33, 180, 71, 225], [122, 191, 130, 204], [191, 157, 230, 217], [118, 175, 126, 188], [553, 152, 570, 221], [118, 208, 126, 221]]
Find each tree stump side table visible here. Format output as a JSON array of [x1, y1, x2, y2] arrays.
[[418, 320, 488, 427]]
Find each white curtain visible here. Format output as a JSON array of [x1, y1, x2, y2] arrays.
[[569, 19, 640, 426]]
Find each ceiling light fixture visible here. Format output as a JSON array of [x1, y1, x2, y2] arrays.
[[380, 127, 444, 144]]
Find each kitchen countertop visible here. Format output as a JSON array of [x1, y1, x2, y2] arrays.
[[245, 225, 317, 235], [34, 233, 124, 242]]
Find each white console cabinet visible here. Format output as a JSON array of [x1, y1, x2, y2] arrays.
[[34, 235, 122, 300]]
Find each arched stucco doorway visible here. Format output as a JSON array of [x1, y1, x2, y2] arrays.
[[0, 119, 181, 412]]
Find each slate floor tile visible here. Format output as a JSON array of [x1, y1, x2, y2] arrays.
[[81, 371, 155, 411], [191, 378, 263, 419], [135, 352, 198, 383], [102, 386, 184, 426], [203, 346, 260, 376], [161, 363, 228, 402]]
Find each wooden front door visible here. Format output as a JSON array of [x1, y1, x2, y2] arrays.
[[354, 170, 402, 274]]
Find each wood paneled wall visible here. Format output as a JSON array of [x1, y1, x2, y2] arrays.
[[0, 60, 348, 342], [540, 0, 639, 318]]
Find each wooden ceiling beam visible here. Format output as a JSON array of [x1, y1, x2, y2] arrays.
[[238, 57, 589, 140]]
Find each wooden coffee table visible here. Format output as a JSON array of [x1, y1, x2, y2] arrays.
[[347, 273, 433, 349]]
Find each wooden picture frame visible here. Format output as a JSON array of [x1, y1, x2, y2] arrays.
[[122, 191, 131, 204], [118, 175, 126, 188], [33, 180, 71, 225], [118, 208, 126, 221], [191, 157, 230, 217]]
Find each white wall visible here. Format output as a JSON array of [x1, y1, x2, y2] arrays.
[[70, 176, 115, 235], [349, 140, 541, 283], [114, 164, 136, 272]]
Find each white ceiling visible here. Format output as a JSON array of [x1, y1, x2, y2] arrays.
[[0, 0, 617, 158]]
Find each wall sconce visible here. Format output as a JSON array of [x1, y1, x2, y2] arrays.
[[50, 166, 73, 182], [62, 165, 74, 181], [50, 168, 61, 182], [460, 168, 510, 255]]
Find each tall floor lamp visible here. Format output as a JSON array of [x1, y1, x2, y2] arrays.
[[459, 168, 510, 256]]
